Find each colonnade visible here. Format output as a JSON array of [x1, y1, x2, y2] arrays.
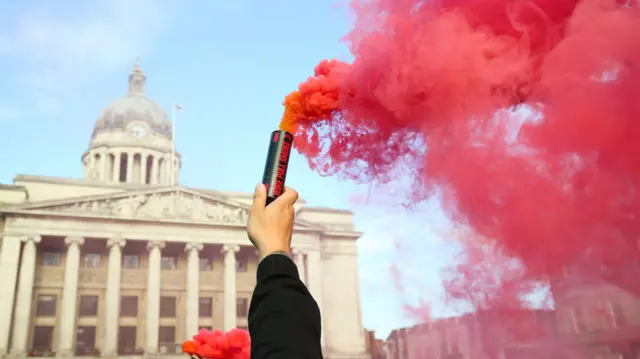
[[83, 149, 180, 185], [0, 235, 318, 357]]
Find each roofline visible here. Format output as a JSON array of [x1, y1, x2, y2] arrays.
[[14, 174, 159, 190], [0, 184, 27, 191], [297, 206, 354, 215], [12, 175, 356, 221]]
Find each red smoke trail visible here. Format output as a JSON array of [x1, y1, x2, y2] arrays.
[[281, 0, 640, 355]]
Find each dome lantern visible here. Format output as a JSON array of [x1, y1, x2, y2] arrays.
[[128, 57, 146, 95]]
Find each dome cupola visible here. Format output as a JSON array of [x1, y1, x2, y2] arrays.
[[82, 59, 181, 186], [92, 58, 172, 140]]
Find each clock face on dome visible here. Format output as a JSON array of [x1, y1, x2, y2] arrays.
[[129, 125, 147, 139]]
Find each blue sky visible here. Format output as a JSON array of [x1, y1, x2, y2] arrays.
[[0, 0, 458, 338]]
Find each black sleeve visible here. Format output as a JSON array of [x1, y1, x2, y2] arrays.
[[248, 253, 323, 359]]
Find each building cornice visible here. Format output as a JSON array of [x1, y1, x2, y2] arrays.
[[0, 184, 27, 191], [298, 206, 354, 215], [82, 144, 183, 158], [13, 174, 158, 190]]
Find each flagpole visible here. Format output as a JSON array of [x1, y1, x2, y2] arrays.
[[171, 103, 176, 186]]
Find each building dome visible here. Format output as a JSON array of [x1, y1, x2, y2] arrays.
[[82, 58, 180, 186], [92, 58, 172, 140]]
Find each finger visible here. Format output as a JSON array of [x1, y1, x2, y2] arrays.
[[274, 186, 299, 207], [251, 183, 267, 213]]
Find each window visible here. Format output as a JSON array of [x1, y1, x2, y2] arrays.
[[36, 295, 57, 316], [118, 326, 137, 354], [236, 298, 248, 317], [158, 326, 175, 345], [161, 256, 177, 270], [572, 306, 587, 332], [83, 254, 101, 268], [609, 302, 627, 327], [160, 297, 176, 317], [75, 326, 96, 350], [32, 326, 54, 350], [199, 258, 212, 271], [122, 255, 140, 269], [199, 326, 213, 331], [120, 296, 138, 317], [236, 258, 248, 272], [199, 298, 212, 317], [238, 326, 247, 331], [42, 253, 61, 266], [79, 296, 99, 317]]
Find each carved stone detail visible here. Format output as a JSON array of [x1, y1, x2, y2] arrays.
[[147, 240, 166, 251], [64, 236, 84, 247], [185, 242, 203, 252], [292, 248, 306, 256], [107, 236, 126, 248], [221, 244, 240, 254], [20, 235, 41, 244], [31, 190, 250, 225]]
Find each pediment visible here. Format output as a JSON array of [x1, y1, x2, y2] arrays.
[[12, 187, 316, 228]]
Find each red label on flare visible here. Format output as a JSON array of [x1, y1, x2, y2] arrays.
[[272, 136, 292, 197]]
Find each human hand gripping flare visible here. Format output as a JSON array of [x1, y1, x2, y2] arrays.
[[247, 183, 298, 259]]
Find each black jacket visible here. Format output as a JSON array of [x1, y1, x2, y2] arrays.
[[248, 253, 323, 359]]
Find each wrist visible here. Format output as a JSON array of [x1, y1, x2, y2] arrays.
[[259, 248, 290, 260]]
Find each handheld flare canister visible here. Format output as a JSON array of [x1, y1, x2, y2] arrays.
[[261, 130, 294, 205]]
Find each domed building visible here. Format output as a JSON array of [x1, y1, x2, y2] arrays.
[[83, 58, 179, 185], [0, 61, 370, 359]]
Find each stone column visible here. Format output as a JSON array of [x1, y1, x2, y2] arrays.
[[306, 250, 325, 346], [221, 245, 239, 331], [292, 248, 307, 284], [175, 158, 180, 184], [103, 237, 126, 357], [150, 156, 159, 185], [140, 153, 148, 184], [102, 150, 109, 181], [58, 236, 85, 357], [146, 241, 165, 354], [83, 158, 88, 178], [11, 236, 42, 356], [126, 152, 133, 184], [0, 235, 25, 355], [165, 156, 171, 185], [185, 242, 203, 339], [114, 152, 122, 182], [89, 153, 96, 179]]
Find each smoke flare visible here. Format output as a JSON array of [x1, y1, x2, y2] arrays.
[[280, 0, 640, 354]]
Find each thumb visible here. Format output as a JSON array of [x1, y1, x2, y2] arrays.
[[251, 183, 267, 213]]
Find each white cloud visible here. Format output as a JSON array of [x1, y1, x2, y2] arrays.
[[1, 0, 168, 100]]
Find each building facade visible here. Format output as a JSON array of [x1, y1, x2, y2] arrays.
[[384, 277, 640, 359], [0, 60, 370, 359], [364, 330, 385, 359]]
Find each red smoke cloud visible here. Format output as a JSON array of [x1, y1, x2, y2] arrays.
[[281, 0, 640, 352], [182, 329, 250, 359]]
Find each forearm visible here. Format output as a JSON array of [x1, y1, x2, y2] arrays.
[[248, 253, 323, 359]]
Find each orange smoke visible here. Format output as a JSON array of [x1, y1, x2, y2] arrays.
[[278, 59, 350, 134], [279, 91, 303, 134]]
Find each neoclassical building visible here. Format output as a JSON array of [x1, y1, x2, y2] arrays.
[[0, 61, 370, 359]]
